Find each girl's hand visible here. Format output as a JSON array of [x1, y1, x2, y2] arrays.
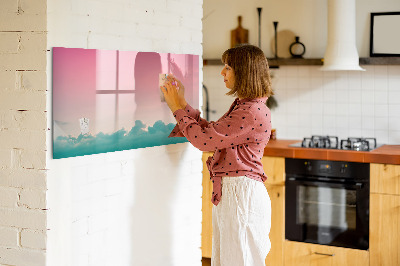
[[168, 75, 187, 108], [161, 78, 183, 113]]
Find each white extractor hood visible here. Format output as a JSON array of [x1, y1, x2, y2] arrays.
[[320, 0, 365, 71]]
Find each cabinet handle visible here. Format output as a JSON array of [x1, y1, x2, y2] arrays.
[[314, 252, 335, 257]]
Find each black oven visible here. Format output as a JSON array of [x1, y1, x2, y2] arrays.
[[285, 158, 369, 250]]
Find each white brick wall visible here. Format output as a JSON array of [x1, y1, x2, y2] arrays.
[[46, 1, 203, 266], [0, 0, 48, 265], [2, 0, 203, 265]]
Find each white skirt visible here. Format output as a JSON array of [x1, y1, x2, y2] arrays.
[[212, 176, 271, 266]]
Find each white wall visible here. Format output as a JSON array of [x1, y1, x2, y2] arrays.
[[46, 1, 203, 266], [203, 0, 400, 58], [203, 0, 400, 145], [0, 0, 48, 265]]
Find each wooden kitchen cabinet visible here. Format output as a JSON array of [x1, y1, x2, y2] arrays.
[[202, 152, 213, 258], [264, 184, 285, 266], [370, 163, 400, 195], [284, 241, 369, 266], [201, 154, 286, 266], [262, 156, 285, 266], [370, 193, 400, 266], [261, 156, 285, 186], [370, 163, 400, 266]]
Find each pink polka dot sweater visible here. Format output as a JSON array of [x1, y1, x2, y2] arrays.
[[169, 97, 272, 206]]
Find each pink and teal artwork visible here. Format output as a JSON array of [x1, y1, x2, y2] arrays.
[[52, 47, 199, 159]]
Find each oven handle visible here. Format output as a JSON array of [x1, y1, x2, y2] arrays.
[[286, 177, 364, 189]]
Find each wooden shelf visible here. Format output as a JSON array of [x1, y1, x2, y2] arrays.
[[359, 57, 400, 65], [203, 58, 323, 67], [203, 57, 400, 67], [268, 58, 323, 67]]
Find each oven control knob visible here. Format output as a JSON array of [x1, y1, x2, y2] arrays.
[[340, 164, 347, 174], [304, 161, 312, 171]]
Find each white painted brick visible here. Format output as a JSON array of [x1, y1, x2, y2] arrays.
[[0, 1, 46, 31], [0, 187, 19, 208], [20, 229, 46, 250], [166, 0, 195, 15], [87, 33, 123, 51], [130, 0, 167, 13], [0, 247, 45, 266], [0, 208, 46, 230], [11, 148, 22, 169], [136, 24, 170, 41], [180, 41, 202, 55], [71, 218, 88, 237], [87, 211, 109, 234], [71, 166, 89, 186], [20, 149, 46, 170], [19, 0, 47, 15], [152, 39, 180, 55], [0, 32, 20, 54], [0, 129, 46, 150], [0, 32, 47, 71], [0, 227, 19, 247], [17, 70, 47, 91], [105, 178, 123, 196], [0, 71, 16, 90], [0, 149, 11, 169], [180, 16, 202, 30], [0, 90, 46, 111], [152, 10, 180, 27], [0, 0, 18, 13], [87, 163, 108, 183], [19, 189, 46, 209], [1, 110, 47, 130], [0, 169, 47, 189], [190, 160, 203, 174], [190, 3, 203, 19], [87, 1, 124, 22]]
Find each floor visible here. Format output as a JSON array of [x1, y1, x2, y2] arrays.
[[202, 257, 211, 266]]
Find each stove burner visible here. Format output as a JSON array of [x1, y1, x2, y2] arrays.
[[340, 137, 377, 151], [295, 136, 378, 151], [301, 135, 339, 149]]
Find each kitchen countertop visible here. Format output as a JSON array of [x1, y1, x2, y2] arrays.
[[263, 139, 400, 165]]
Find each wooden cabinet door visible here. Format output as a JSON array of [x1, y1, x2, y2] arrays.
[[284, 241, 369, 266], [262, 156, 285, 186], [264, 184, 285, 266], [370, 163, 400, 195], [202, 152, 213, 258], [370, 193, 400, 266]]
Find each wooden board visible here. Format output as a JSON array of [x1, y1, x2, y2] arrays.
[[370, 163, 400, 195], [201, 152, 213, 258], [262, 156, 285, 185], [264, 184, 285, 266], [284, 241, 369, 266], [370, 193, 400, 266]]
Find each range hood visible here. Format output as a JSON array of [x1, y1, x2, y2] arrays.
[[320, 0, 365, 71]]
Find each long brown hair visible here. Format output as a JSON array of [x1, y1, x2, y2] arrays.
[[221, 44, 273, 99]]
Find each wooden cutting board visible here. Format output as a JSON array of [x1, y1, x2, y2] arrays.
[[231, 16, 249, 48]]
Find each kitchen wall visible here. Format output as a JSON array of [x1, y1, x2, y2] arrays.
[[203, 0, 400, 144], [46, 0, 203, 265]]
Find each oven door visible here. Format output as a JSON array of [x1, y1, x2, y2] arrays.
[[285, 177, 369, 250]]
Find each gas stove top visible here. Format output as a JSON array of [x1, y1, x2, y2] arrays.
[[289, 135, 382, 151]]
